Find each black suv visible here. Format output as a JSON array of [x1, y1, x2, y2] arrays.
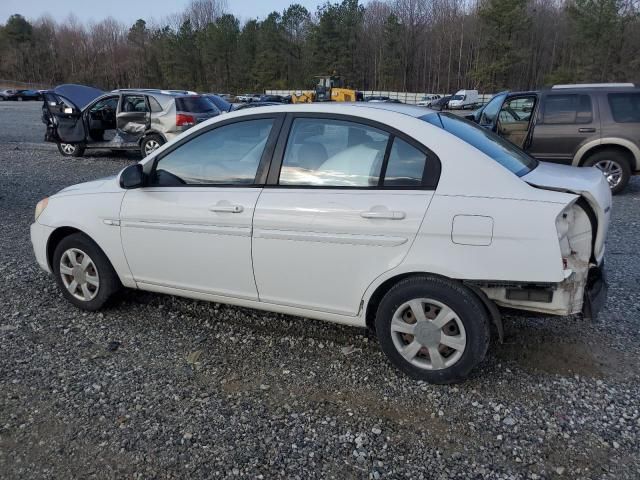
[[469, 84, 640, 193]]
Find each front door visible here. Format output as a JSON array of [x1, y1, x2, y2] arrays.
[[120, 116, 280, 300], [116, 94, 151, 144], [496, 95, 537, 149], [252, 116, 438, 316], [527, 92, 599, 164], [45, 92, 86, 143]]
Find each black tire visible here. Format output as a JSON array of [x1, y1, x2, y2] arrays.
[[57, 142, 86, 157], [375, 275, 490, 384], [140, 134, 165, 157], [583, 149, 632, 195], [52, 233, 121, 311]]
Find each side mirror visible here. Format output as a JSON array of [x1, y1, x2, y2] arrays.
[[464, 113, 476, 121], [120, 163, 145, 189]]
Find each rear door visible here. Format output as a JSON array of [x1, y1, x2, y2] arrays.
[[252, 114, 440, 316], [527, 92, 599, 164], [116, 94, 150, 143]]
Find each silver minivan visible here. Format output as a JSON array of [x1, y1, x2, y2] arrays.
[[42, 85, 220, 158]]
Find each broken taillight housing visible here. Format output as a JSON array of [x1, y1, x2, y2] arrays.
[[176, 113, 196, 127]]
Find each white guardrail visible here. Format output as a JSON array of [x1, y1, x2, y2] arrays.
[[265, 89, 495, 105]]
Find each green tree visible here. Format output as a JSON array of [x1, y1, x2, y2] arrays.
[[475, 0, 530, 90]]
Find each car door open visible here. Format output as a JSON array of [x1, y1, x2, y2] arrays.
[[116, 94, 151, 145], [252, 115, 440, 316], [119, 116, 281, 299]]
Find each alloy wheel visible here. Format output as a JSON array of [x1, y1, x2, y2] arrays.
[[144, 139, 161, 155], [390, 298, 466, 370], [59, 248, 100, 301], [60, 143, 76, 155], [594, 160, 623, 189]]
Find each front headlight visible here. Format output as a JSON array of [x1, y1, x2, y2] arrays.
[[34, 197, 49, 221]]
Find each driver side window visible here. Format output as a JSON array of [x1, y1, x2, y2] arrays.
[[90, 97, 118, 112], [479, 95, 505, 125], [152, 119, 274, 186]]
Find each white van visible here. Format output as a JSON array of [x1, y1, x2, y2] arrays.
[[448, 89, 479, 109]]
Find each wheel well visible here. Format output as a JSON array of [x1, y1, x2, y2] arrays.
[[140, 131, 166, 145], [364, 272, 502, 341], [46, 227, 82, 270], [579, 144, 635, 168], [365, 273, 416, 331]]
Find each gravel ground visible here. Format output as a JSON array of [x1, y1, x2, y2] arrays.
[[1, 110, 640, 479]]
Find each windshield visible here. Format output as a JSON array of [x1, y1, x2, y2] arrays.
[[451, 95, 464, 100], [175, 96, 218, 114], [421, 112, 538, 177]]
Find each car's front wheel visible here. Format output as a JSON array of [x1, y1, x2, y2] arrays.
[[375, 275, 490, 384], [141, 134, 165, 157], [583, 149, 631, 195], [57, 142, 85, 157], [52, 233, 121, 311]]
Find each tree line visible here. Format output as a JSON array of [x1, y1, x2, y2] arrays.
[[1, 0, 639, 94]]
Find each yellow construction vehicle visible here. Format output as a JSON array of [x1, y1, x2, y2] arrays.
[[291, 74, 360, 103]]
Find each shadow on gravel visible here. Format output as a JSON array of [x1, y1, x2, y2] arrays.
[[495, 316, 637, 381]]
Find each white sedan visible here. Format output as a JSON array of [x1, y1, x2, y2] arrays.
[[31, 103, 611, 383]]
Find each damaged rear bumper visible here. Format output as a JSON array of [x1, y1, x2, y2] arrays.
[[582, 263, 607, 320]]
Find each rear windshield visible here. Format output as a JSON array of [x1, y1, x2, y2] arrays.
[[422, 112, 537, 177], [607, 93, 640, 123], [175, 96, 219, 114]]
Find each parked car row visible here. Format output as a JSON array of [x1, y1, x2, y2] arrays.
[[1, 88, 43, 101]]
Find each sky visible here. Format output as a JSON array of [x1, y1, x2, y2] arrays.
[[0, 0, 323, 25]]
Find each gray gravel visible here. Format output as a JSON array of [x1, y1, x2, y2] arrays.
[[1, 109, 640, 479]]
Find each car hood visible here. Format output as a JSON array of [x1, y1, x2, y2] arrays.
[[53, 84, 105, 110], [523, 161, 611, 263], [55, 175, 119, 196]]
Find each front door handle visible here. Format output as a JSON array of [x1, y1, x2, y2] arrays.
[[209, 204, 244, 213], [361, 210, 406, 220], [578, 127, 596, 133]]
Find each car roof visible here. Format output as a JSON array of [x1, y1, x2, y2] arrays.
[[229, 102, 434, 118]]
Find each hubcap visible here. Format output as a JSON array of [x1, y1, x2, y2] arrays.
[[594, 160, 622, 189], [144, 140, 160, 155], [61, 143, 76, 154], [59, 248, 99, 301], [390, 299, 466, 370]]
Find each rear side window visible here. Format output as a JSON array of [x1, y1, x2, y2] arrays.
[[122, 95, 149, 113], [148, 96, 163, 112], [175, 96, 218, 114], [383, 138, 427, 187], [279, 118, 389, 187], [543, 94, 592, 124], [608, 93, 640, 123]]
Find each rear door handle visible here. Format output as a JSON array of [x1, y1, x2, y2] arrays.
[[361, 210, 406, 220], [578, 128, 596, 133], [209, 204, 244, 213]]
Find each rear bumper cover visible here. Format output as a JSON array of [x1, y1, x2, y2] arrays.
[[582, 263, 607, 320]]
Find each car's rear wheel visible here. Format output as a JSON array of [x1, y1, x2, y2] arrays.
[[583, 149, 631, 195], [52, 233, 121, 311], [57, 142, 85, 157], [141, 134, 165, 157], [375, 275, 490, 384]]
